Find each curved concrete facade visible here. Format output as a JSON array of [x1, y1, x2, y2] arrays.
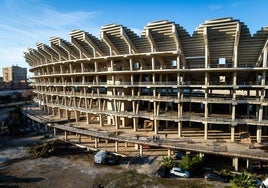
[[25, 17, 268, 143]]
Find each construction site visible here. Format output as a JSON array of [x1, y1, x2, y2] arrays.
[[23, 17, 268, 171]]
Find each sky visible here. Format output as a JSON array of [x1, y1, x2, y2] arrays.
[[0, 0, 268, 77]]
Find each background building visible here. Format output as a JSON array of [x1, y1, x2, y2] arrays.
[[2, 65, 27, 82]]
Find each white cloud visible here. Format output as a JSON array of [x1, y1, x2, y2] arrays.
[[0, 23, 38, 38], [208, 5, 222, 11], [0, 0, 101, 76], [130, 28, 142, 36]]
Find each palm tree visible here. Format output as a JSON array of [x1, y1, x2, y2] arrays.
[[230, 171, 257, 188], [160, 156, 173, 169]]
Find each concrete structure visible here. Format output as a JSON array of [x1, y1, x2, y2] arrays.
[[24, 17, 268, 146], [2, 65, 27, 82]]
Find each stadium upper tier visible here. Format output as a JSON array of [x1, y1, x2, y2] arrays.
[[24, 17, 268, 70]]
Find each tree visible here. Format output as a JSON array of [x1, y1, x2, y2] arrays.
[[160, 156, 173, 169], [178, 154, 204, 175], [230, 171, 257, 188]]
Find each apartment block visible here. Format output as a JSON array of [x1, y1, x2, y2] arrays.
[[2, 65, 27, 82]]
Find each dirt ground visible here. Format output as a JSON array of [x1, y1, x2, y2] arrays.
[[0, 134, 228, 188]]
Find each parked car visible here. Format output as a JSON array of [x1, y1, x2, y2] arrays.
[[262, 178, 268, 188], [105, 152, 119, 165], [172, 151, 185, 160], [94, 150, 107, 164], [156, 166, 170, 178], [252, 178, 263, 188], [204, 172, 228, 182], [170, 167, 190, 178]]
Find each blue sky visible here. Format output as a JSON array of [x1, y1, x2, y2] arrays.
[[0, 0, 268, 77]]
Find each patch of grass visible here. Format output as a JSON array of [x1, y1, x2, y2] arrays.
[[28, 139, 91, 159], [91, 169, 214, 188], [92, 170, 157, 188]]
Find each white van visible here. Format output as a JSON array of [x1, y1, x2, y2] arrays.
[[94, 150, 107, 164]]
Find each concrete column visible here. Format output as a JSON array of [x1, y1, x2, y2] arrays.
[[167, 149, 171, 157], [154, 119, 159, 135], [78, 134, 81, 143], [47, 106, 51, 114], [246, 159, 252, 170], [44, 124, 48, 132], [64, 131, 68, 140], [257, 125, 262, 143], [52, 108, 56, 116], [204, 103, 208, 118], [178, 121, 182, 137], [133, 117, 138, 132], [115, 141, 118, 152], [37, 122, 40, 130], [105, 139, 108, 151], [66, 110, 70, 121], [204, 122, 208, 140], [115, 116, 120, 129], [75, 111, 80, 122], [231, 126, 235, 142], [58, 108, 63, 118], [199, 153, 204, 158], [259, 106, 263, 122], [233, 72, 237, 85], [139, 145, 143, 157], [99, 114, 104, 127], [94, 138, 98, 148], [53, 127, 57, 136], [232, 157, 239, 171], [86, 113, 90, 124], [31, 120, 35, 129], [125, 142, 128, 147], [232, 105, 236, 120]]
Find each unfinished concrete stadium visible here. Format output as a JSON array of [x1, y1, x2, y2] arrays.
[[24, 17, 268, 170]]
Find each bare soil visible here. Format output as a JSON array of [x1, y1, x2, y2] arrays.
[[0, 134, 227, 188]]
